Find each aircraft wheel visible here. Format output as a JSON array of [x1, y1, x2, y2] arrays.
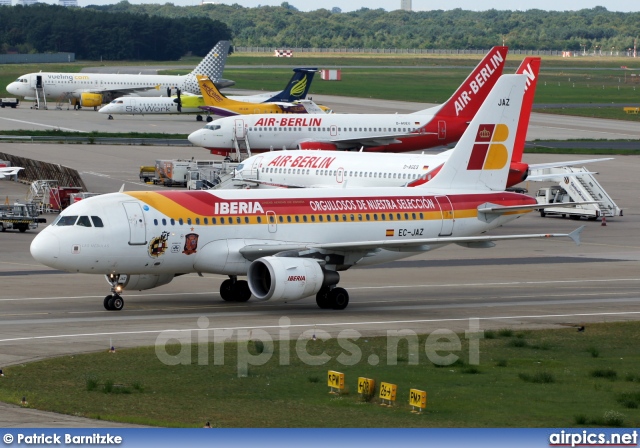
[[539, 211, 545, 217], [316, 287, 331, 309], [329, 287, 349, 310], [233, 281, 251, 302], [111, 295, 124, 311], [196, 115, 203, 122], [104, 295, 113, 310], [206, 116, 213, 122], [108, 115, 113, 120], [220, 279, 234, 301], [570, 215, 582, 220]]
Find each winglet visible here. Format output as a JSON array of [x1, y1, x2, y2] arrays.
[[568, 225, 585, 246], [119, 184, 125, 193]]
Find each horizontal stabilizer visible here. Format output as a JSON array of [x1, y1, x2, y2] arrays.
[[526, 171, 597, 182], [477, 201, 598, 223], [529, 158, 613, 171]]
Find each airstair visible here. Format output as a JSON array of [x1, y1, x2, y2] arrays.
[[34, 76, 48, 110], [27, 180, 60, 213], [529, 166, 622, 218]]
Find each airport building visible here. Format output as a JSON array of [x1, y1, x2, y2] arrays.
[[58, 0, 78, 5], [0, 0, 11, 5], [401, 0, 411, 11], [15, 0, 38, 4]]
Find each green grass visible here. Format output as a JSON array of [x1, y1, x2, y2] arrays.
[[0, 322, 639, 427]]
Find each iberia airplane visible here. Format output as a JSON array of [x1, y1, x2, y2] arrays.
[[30, 74, 584, 311], [195, 74, 331, 117], [188, 46, 508, 156], [230, 58, 612, 190], [98, 68, 322, 122], [6, 41, 233, 109]]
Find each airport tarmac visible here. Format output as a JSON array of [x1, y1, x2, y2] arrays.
[[0, 102, 638, 427]]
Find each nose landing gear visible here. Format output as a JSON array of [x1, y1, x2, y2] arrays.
[[104, 274, 126, 311]]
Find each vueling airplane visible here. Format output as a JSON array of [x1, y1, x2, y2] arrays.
[[6, 41, 232, 109], [196, 74, 331, 117], [98, 68, 322, 121], [30, 74, 584, 311], [188, 46, 508, 156]]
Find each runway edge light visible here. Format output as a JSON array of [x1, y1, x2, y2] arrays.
[[379, 382, 397, 407], [328, 370, 344, 395], [409, 388, 427, 413]]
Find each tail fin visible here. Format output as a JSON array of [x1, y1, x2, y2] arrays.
[[414, 46, 508, 120], [512, 57, 541, 163], [424, 74, 528, 192], [181, 41, 231, 95], [264, 68, 319, 102], [197, 75, 234, 107]]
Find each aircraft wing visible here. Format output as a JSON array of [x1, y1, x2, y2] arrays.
[[238, 227, 584, 261], [198, 105, 238, 117], [325, 132, 436, 149]]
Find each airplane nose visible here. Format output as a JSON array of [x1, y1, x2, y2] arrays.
[[30, 231, 60, 268], [6, 83, 18, 95], [188, 129, 207, 147]]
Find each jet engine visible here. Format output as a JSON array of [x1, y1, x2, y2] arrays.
[[80, 93, 103, 107], [298, 141, 338, 151], [116, 274, 174, 291], [247, 257, 338, 302]]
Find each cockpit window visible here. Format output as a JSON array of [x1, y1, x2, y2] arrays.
[[91, 216, 104, 227], [204, 124, 221, 131], [55, 215, 78, 226], [76, 216, 92, 227], [236, 164, 244, 171]]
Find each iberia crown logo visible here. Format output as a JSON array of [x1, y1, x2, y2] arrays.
[[466, 124, 509, 170]]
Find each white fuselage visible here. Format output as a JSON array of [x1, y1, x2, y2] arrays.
[[233, 150, 453, 189], [30, 188, 533, 277], [6, 72, 200, 101]]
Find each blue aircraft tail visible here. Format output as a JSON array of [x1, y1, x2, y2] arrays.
[[264, 68, 319, 102]]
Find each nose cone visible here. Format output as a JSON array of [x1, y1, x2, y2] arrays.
[[6, 83, 19, 96], [98, 104, 113, 114], [30, 231, 60, 268], [188, 129, 208, 147]]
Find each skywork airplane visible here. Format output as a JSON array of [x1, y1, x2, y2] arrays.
[[98, 68, 321, 121], [230, 58, 612, 190], [196, 74, 331, 118], [188, 46, 508, 156], [30, 74, 584, 311], [6, 41, 233, 109]]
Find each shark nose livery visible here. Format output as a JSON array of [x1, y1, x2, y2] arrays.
[[31, 74, 584, 312]]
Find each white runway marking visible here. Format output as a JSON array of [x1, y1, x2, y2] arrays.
[[0, 116, 86, 133], [1, 311, 639, 343]]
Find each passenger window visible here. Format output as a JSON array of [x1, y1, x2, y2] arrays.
[[170, 218, 175, 225], [179, 218, 184, 225], [196, 218, 200, 225], [161, 218, 167, 226], [76, 216, 92, 227], [153, 219, 158, 226], [187, 218, 192, 225], [278, 216, 283, 223], [91, 216, 104, 227], [287, 216, 292, 223]]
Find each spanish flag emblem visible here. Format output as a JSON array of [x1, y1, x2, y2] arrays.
[[385, 229, 394, 237]]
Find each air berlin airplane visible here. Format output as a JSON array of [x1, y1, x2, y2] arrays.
[[30, 74, 583, 311], [188, 46, 509, 156]]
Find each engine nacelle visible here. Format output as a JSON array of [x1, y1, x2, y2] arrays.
[[80, 92, 103, 107], [248, 257, 331, 302], [120, 274, 174, 291], [298, 141, 338, 151]]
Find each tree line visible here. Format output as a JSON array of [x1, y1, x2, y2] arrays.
[[1, 3, 638, 58], [0, 4, 231, 60]]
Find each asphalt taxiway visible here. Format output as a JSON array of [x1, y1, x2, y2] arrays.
[[0, 99, 638, 427]]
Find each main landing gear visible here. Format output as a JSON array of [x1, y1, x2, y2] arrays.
[[315, 286, 349, 310], [220, 276, 252, 302], [104, 274, 125, 311]]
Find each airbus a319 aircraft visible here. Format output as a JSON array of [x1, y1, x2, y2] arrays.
[[6, 41, 233, 109], [188, 46, 509, 156], [98, 68, 321, 121], [30, 74, 584, 311]]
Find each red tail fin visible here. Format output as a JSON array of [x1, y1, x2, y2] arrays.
[[512, 57, 541, 163], [431, 46, 508, 121]]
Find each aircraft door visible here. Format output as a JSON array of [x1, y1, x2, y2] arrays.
[[438, 120, 446, 140], [234, 119, 246, 139], [266, 211, 277, 233], [435, 195, 454, 236], [330, 125, 338, 137], [36, 75, 43, 89], [336, 167, 344, 184], [122, 202, 147, 245]]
